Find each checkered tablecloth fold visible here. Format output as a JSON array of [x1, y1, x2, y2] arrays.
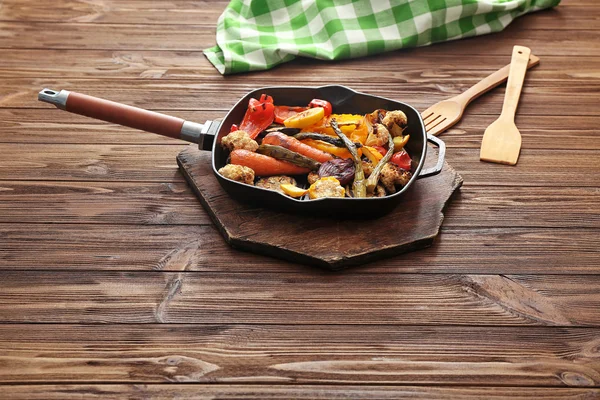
[[204, 0, 560, 75]]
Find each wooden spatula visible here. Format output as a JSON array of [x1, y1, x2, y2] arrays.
[[421, 54, 539, 136], [480, 45, 531, 165]]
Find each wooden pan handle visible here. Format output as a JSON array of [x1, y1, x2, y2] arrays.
[[66, 91, 185, 139], [38, 89, 212, 145]]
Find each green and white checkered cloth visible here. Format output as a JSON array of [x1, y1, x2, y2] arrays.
[[204, 0, 560, 75]]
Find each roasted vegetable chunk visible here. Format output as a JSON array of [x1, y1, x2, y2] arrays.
[[256, 175, 297, 194], [221, 130, 259, 152], [382, 110, 408, 137], [380, 162, 412, 194], [218, 164, 255, 185], [308, 177, 345, 199]]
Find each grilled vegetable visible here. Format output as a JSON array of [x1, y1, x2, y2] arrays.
[[318, 158, 355, 186], [298, 138, 358, 159], [218, 164, 255, 185], [366, 127, 395, 194], [274, 106, 308, 124], [382, 110, 408, 137], [390, 149, 412, 171], [280, 183, 308, 198], [293, 132, 362, 148], [380, 162, 412, 193], [263, 126, 302, 136], [238, 94, 275, 139], [257, 144, 321, 171], [283, 107, 325, 129], [393, 134, 410, 152], [308, 177, 345, 199], [262, 131, 333, 163], [256, 176, 297, 194], [331, 119, 366, 198], [308, 99, 333, 116], [230, 149, 310, 176], [221, 130, 259, 152], [362, 146, 384, 166]]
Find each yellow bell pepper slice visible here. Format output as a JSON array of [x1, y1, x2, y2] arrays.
[[302, 114, 364, 137], [362, 146, 384, 165], [283, 107, 325, 129], [280, 184, 308, 198], [393, 134, 410, 152]]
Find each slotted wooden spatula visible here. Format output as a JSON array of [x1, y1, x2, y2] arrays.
[[480, 45, 531, 165]]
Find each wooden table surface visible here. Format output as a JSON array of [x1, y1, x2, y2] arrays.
[[1, 1, 599, 398]]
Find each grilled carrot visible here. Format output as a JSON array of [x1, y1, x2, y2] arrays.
[[262, 132, 333, 163], [230, 149, 310, 176]]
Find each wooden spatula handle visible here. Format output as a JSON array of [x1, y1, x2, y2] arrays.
[[501, 46, 531, 119], [457, 53, 539, 106]]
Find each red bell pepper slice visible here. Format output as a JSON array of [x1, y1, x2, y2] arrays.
[[308, 99, 332, 117], [273, 106, 309, 124], [236, 94, 275, 139]]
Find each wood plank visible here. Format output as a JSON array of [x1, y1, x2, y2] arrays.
[[444, 148, 600, 187], [0, 325, 599, 385], [8, 78, 599, 117], [1, 143, 597, 186], [2, 50, 599, 86], [0, 271, 598, 326], [1, 0, 589, 31], [0, 181, 205, 225], [2, 182, 598, 228], [3, 109, 598, 150], [1, 22, 600, 55], [1, 224, 598, 275], [0, 144, 186, 182], [0, 0, 227, 25], [2, 384, 598, 399]]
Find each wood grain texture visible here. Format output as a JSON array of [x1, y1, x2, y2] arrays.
[[0, 0, 228, 25], [177, 147, 462, 269], [2, 50, 599, 86], [0, 144, 186, 182], [2, 21, 600, 54], [2, 0, 600, 394], [1, 143, 598, 187], [1, 224, 598, 275], [0, 325, 599, 386], [0, 271, 598, 326], [6, 79, 600, 117], [1, 182, 598, 228], [3, 384, 599, 399], [2, 0, 590, 31]]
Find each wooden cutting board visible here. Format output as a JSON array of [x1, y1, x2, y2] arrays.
[[177, 145, 462, 270]]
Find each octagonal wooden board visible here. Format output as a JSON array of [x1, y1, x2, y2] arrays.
[[177, 145, 463, 270]]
